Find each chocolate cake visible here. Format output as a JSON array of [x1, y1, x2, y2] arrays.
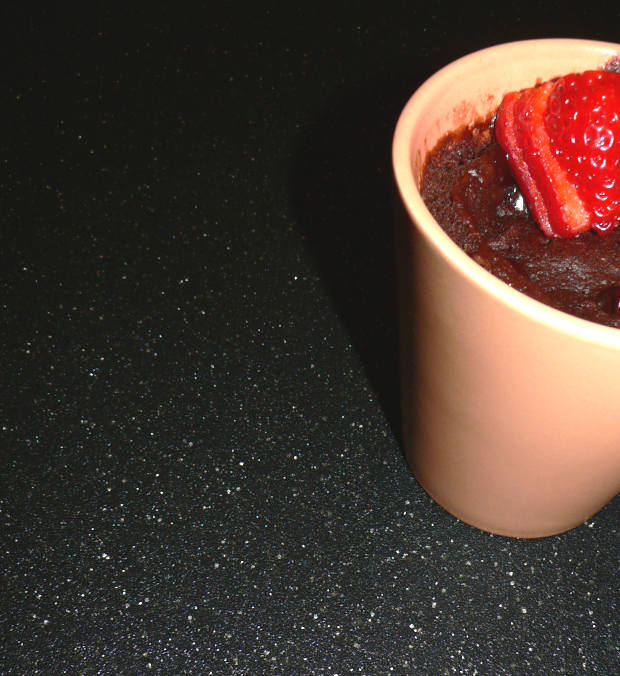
[[421, 118, 620, 328]]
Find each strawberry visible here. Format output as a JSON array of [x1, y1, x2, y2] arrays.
[[495, 70, 620, 237]]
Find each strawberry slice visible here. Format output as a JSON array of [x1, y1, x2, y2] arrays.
[[495, 70, 620, 237]]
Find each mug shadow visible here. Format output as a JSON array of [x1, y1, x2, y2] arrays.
[[290, 70, 427, 443]]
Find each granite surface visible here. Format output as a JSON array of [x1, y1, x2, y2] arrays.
[[1, 4, 618, 674]]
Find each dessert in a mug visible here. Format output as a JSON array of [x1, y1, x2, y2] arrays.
[[421, 61, 620, 328]]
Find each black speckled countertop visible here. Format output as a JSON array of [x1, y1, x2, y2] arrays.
[[1, 4, 618, 674]]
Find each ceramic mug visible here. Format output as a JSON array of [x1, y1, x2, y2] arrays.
[[392, 39, 620, 537]]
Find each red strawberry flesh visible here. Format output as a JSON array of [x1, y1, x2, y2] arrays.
[[495, 70, 620, 238]]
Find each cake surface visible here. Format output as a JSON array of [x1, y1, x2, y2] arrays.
[[421, 118, 620, 328]]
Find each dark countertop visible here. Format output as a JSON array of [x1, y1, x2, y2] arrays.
[[2, 4, 618, 674]]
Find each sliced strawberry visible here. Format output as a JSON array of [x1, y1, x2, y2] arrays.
[[495, 70, 620, 238]]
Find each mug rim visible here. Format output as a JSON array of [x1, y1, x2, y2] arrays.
[[392, 38, 620, 349]]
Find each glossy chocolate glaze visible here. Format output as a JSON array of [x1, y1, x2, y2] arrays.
[[421, 119, 620, 328]]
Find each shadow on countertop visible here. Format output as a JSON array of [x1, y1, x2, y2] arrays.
[[290, 70, 427, 442]]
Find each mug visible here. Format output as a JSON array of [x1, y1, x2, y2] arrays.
[[392, 39, 620, 537]]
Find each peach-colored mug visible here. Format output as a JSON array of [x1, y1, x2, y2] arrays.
[[392, 39, 620, 537]]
